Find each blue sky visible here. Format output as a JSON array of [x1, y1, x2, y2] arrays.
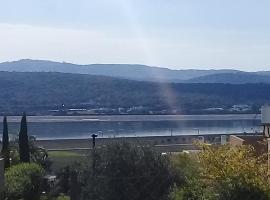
[[0, 0, 270, 71]]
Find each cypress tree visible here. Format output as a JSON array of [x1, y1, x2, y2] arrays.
[[19, 113, 30, 162], [1, 116, 10, 168]]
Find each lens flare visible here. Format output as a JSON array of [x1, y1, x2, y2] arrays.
[[118, 0, 179, 112]]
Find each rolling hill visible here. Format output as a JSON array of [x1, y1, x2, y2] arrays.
[[0, 71, 268, 114], [0, 59, 242, 82], [186, 72, 270, 84]]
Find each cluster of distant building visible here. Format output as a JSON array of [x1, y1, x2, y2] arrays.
[[203, 104, 252, 113], [48, 106, 172, 115], [46, 104, 254, 115]]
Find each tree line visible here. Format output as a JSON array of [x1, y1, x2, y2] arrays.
[[1, 113, 49, 200], [1, 113, 30, 168], [0, 72, 269, 114], [42, 143, 270, 200], [2, 139, 270, 200]]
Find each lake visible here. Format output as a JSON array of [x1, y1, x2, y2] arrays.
[[1, 114, 262, 140]]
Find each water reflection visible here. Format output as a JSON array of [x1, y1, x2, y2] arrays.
[[0, 119, 261, 140]]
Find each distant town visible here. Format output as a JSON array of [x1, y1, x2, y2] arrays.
[[43, 104, 256, 116]]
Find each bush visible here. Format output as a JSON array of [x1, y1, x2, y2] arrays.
[[170, 153, 212, 200], [198, 144, 270, 199], [170, 145, 270, 200], [56, 194, 70, 200], [80, 143, 179, 200], [218, 182, 270, 200], [5, 163, 45, 200]]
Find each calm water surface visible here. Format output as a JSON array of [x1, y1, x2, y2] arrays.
[[1, 114, 262, 140]]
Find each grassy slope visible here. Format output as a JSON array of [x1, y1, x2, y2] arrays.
[[48, 150, 87, 172]]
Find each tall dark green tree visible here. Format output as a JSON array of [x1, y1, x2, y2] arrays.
[[1, 116, 10, 168], [19, 113, 30, 163], [80, 143, 178, 200]]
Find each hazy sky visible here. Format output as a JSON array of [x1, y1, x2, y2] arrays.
[[0, 0, 270, 71]]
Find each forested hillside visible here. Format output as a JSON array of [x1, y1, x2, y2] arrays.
[[0, 71, 269, 114]]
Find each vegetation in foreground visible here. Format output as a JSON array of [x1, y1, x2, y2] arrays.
[[171, 144, 270, 200], [5, 163, 45, 200], [37, 144, 270, 200], [48, 151, 85, 172], [1, 114, 270, 199]]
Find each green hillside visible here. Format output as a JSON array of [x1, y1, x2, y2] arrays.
[[0, 71, 268, 114]]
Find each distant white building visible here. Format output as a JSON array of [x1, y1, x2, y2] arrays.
[[203, 107, 224, 111], [229, 104, 251, 112]]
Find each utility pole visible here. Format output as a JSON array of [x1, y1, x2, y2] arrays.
[[91, 133, 98, 149], [194, 128, 200, 135], [91, 133, 98, 176], [91, 133, 98, 199]]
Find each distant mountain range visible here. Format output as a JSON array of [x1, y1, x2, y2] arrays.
[[186, 72, 270, 84], [1, 59, 269, 83]]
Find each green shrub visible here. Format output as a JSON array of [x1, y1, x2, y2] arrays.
[[170, 145, 270, 200], [56, 194, 70, 200], [5, 163, 45, 200], [80, 143, 178, 200]]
